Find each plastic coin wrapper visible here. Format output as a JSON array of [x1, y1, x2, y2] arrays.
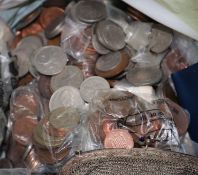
[[23, 106, 87, 173], [87, 89, 182, 152]]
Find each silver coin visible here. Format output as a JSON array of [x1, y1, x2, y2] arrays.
[[96, 20, 125, 51], [80, 76, 110, 103], [49, 86, 84, 111], [45, 14, 65, 39], [50, 65, 84, 91], [74, 0, 107, 23], [13, 51, 29, 78], [149, 26, 173, 53], [92, 34, 110, 55], [28, 64, 40, 79], [33, 46, 68, 75], [96, 52, 121, 72], [126, 66, 162, 86]]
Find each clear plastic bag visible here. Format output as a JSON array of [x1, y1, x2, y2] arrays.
[[88, 89, 181, 151]]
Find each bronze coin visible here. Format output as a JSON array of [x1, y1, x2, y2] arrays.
[[21, 21, 43, 38], [38, 75, 53, 99], [39, 7, 65, 29], [17, 73, 34, 87], [47, 35, 61, 46], [12, 116, 38, 146]]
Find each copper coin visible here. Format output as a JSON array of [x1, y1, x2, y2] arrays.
[[102, 119, 117, 136], [12, 116, 38, 146], [21, 22, 43, 38], [104, 129, 134, 149], [39, 7, 65, 29], [38, 75, 52, 99], [12, 90, 39, 115], [48, 35, 61, 46], [17, 73, 34, 87], [165, 99, 190, 136]]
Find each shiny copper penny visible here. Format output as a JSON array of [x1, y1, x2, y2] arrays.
[[12, 116, 38, 146], [104, 129, 134, 149], [38, 75, 53, 99], [21, 22, 43, 38], [39, 7, 65, 29]]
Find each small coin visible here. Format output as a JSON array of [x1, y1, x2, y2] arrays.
[[49, 86, 84, 111], [15, 7, 42, 30], [149, 25, 173, 53], [45, 14, 65, 39], [50, 65, 84, 92], [38, 75, 52, 99], [95, 51, 129, 78], [96, 20, 126, 51], [39, 7, 65, 29], [74, 0, 107, 23], [126, 66, 162, 86], [104, 129, 134, 149], [80, 76, 110, 103], [92, 34, 110, 55], [49, 107, 80, 131], [33, 46, 67, 75], [12, 116, 38, 146]]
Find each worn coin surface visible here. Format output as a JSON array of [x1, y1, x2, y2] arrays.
[[104, 129, 134, 149], [39, 7, 65, 29], [92, 34, 110, 55], [50, 65, 84, 92], [45, 14, 65, 39], [126, 66, 162, 86], [49, 107, 80, 131], [80, 76, 110, 103], [95, 51, 129, 78], [74, 0, 107, 23], [149, 25, 173, 53], [96, 20, 125, 51], [49, 86, 84, 111], [33, 46, 67, 75]]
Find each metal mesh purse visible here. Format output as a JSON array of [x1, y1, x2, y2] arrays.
[[60, 148, 198, 175]]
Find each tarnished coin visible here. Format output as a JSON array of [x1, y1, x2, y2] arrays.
[[92, 34, 110, 55], [74, 0, 107, 23], [15, 7, 42, 30], [33, 46, 67, 75], [126, 66, 162, 86], [50, 65, 84, 92], [12, 116, 38, 146], [45, 14, 65, 39], [49, 107, 80, 131], [95, 51, 129, 78], [149, 25, 173, 53], [104, 129, 134, 149], [49, 86, 84, 111], [38, 75, 52, 99], [80, 76, 110, 103], [39, 7, 65, 29], [96, 20, 126, 51]]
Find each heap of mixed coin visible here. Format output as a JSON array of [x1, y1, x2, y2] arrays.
[[0, 0, 192, 173]]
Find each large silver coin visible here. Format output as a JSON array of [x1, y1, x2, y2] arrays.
[[74, 0, 107, 23], [149, 25, 173, 53], [96, 20, 125, 51], [96, 52, 121, 72], [49, 86, 84, 111], [126, 66, 162, 86], [50, 65, 84, 92], [33, 46, 68, 75], [80, 76, 110, 103], [92, 34, 110, 55]]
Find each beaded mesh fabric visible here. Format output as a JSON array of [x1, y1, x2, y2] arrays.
[[60, 148, 198, 175]]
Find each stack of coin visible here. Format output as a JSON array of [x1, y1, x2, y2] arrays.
[[32, 107, 81, 164]]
